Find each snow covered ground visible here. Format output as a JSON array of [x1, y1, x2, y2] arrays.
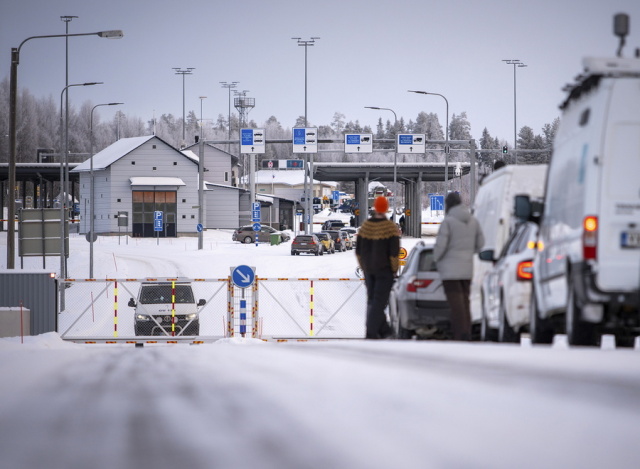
[[2, 217, 640, 469]]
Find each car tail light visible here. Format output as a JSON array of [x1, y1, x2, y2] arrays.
[[406, 278, 433, 292], [516, 260, 533, 281], [583, 215, 598, 260]]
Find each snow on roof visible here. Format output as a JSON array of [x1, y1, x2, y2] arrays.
[[72, 136, 155, 172], [130, 177, 186, 187], [181, 149, 199, 163]]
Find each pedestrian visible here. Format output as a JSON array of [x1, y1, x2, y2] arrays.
[[356, 196, 400, 339], [399, 214, 406, 234], [433, 192, 485, 341]]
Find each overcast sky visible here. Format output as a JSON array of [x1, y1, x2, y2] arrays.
[[2, 0, 639, 144]]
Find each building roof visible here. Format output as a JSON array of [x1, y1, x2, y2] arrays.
[[72, 135, 195, 172]]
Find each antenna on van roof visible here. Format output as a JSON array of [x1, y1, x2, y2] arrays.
[[614, 13, 629, 57]]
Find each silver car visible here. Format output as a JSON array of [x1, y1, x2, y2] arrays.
[[388, 241, 451, 339]]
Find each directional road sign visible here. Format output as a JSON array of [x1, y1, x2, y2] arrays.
[[292, 127, 318, 153], [430, 194, 445, 211], [231, 265, 256, 289], [240, 128, 266, 154], [344, 134, 373, 153], [252, 222, 261, 231], [397, 134, 426, 154]]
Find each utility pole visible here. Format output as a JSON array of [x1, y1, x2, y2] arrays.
[[173, 67, 195, 148]]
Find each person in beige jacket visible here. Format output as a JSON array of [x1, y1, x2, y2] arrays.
[[434, 192, 485, 341]]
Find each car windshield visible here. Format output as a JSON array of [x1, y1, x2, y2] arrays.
[[316, 234, 328, 240], [140, 285, 195, 304]]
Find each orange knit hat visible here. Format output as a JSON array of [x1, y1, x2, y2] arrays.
[[373, 196, 389, 214]]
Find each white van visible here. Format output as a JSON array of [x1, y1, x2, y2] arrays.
[[529, 22, 640, 346], [470, 164, 548, 335]]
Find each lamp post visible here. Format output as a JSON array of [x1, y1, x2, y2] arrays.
[[502, 59, 527, 164], [365, 106, 398, 222], [292, 36, 320, 233], [173, 67, 195, 148], [6, 29, 123, 270], [408, 90, 449, 186], [59, 82, 102, 279], [89, 102, 123, 278], [197, 96, 206, 251]]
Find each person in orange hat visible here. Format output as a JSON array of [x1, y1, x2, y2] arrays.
[[356, 196, 400, 339]]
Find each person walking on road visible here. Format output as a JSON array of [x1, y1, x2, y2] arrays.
[[434, 192, 485, 341], [356, 196, 400, 339]]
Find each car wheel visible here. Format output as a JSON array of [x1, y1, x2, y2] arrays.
[[529, 287, 553, 344], [314, 250, 319, 256], [320, 249, 324, 256], [243, 236, 253, 244], [498, 294, 518, 343], [566, 287, 596, 346]]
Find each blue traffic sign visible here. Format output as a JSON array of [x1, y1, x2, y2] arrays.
[[196, 223, 203, 232], [252, 210, 261, 221], [232, 265, 255, 288], [154, 210, 163, 221], [430, 194, 445, 211], [252, 222, 261, 231], [398, 135, 413, 145], [293, 128, 306, 145], [241, 129, 254, 146]]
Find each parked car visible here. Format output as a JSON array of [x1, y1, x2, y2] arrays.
[[388, 241, 451, 339], [478, 220, 539, 342], [470, 164, 547, 334], [232, 225, 290, 244], [129, 281, 206, 336], [316, 232, 335, 254], [338, 230, 353, 250], [291, 234, 322, 256], [322, 219, 346, 230], [527, 24, 640, 346], [341, 227, 357, 247], [323, 230, 346, 252]]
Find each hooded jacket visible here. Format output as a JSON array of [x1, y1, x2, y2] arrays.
[[433, 204, 485, 280]]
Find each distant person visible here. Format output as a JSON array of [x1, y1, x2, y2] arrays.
[[356, 196, 400, 339], [399, 214, 406, 234], [434, 192, 484, 341]]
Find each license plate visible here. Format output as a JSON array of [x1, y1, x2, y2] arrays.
[[621, 231, 640, 248]]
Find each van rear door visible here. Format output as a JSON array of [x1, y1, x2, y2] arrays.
[[597, 79, 640, 291]]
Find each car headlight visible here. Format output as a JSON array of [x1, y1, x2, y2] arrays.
[[185, 313, 198, 321], [135, 314, 150, 321]]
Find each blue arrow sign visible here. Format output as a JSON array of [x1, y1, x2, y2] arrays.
[[232, 265, 255, 288], [430, 194, 445, 211], [252, 222, 261, 231]]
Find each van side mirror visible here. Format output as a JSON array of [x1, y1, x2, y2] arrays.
[[478, 249, 495, 262], [197, 299, 206, 307], [128, 298, 136, 308]]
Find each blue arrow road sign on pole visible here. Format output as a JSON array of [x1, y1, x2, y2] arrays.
[[430, 195, 445, 211], [232, 265, 255, 288]]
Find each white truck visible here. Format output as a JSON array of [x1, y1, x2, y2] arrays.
[[527, 14, 640, 346]]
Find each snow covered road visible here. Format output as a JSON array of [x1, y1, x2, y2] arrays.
[[1, 335, 639, 469]]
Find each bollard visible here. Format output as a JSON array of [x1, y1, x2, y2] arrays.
[[552, 334, 569, 349]]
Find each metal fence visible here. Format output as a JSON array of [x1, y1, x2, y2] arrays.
[[59, 277, 366, 342]]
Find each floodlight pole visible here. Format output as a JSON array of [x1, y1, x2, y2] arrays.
[[503, 59, 527, 164], [173, 67, 195, 148]]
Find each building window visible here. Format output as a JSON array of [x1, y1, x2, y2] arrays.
[[131, 161, 135, 165], [152, 145, 156, 149], [153, 167, 157, 171], [182, 199, 186, 203], [132, 190, 177, 238], [225, 172, 229, 182], [173, 162, 177, 165], [117, 199, 121, 202]]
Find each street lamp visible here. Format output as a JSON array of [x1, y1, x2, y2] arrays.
[[502, 60, 527, 164], [365, 106, 398, 222], [59, 82, 102, 279], [5, 28, 123, 269], [173, 67, 195, 148], [89, 102, 123, 278], [292, 36, 320, 233], [197, 96, 206, 251], [408, 90, 450, 186]]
